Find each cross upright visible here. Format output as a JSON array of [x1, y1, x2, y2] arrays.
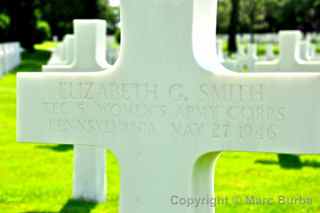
[[255, 30, 320, 72], [43, 20, 109, 202], [18, 1, 320, 213]]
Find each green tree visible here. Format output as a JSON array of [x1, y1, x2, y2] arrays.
[[105, 5, 120, 34], [42, 0, 118, 39], [240, 0, 267, 41], [6, 0, 38, 51], [217, 0, 231, 34], [0, 13, 10, 42]]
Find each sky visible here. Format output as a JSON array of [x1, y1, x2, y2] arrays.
[[109, 0, 120, 6]]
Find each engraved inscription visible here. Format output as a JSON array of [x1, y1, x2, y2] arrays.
[[42, 81, 288, 141], [200, 84, 264, 102], [48, 119, 157, 135], [58, 82, 159, 101]]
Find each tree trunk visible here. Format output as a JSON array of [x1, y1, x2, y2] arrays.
[[249, 0, 256, 44], [8, 0, 37, 51], [228, 0, 239, 53]]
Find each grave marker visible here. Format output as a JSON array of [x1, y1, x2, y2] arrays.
[[4, 43, 14, 72], [43, 20, 109, 202], [300, 40, 311, 61], [47, 43, 64, 65], [0, 42, 22, 73], [237, 43, 257, 72], [48, 35, 69, 65], [18, 1, 320, 212], [53, 35, 59, 42], [12, 42, 22, 67], [216, 39, 224, 63], [45, 35, 76, 68], [306, 35, 316, 60], [265, 43, 275, 61]]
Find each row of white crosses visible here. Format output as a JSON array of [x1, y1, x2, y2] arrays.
[[267, 34, 316, 62], [218, 33, 318, 63], [236, 33, 279, 44], [219, 30, 320, 73], [234, 31, 320, 164], [220, 31, 319, 164], [300, 35, 316, 61], [255, 31, 320, 72], [0, 42, 22, 75], [218, 43, 259, 72], [18, 0, 320, 213]]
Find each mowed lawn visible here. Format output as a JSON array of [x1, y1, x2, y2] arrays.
[[0, 43, 320, 212]]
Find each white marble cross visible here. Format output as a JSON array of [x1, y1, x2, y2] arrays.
[[265, 43, 275, 61], [43, 20, 109, 202], [219, 44, 245, 72], [0, 42, 22, 74], [47, 35, 74, 66], [55, 39, 67, 63], [255, 30, 320, 72], [237, 44, 258, 72], [46, 35, 74, 70], [14, 42, 22, 66], [300, 37, 317, 62], [18, 1, 320, 213], [305, 35, 316, 60], [300, 40, 311, 61], [237, 45, 246, 58], [4, 43, 14, 72], [4, 43, 16, 72]]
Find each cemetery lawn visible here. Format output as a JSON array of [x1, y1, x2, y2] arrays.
[[0, 44, 320, 213]]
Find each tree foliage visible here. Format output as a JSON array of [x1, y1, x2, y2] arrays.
[[41, 0, 118, 39], [0, 0, 119, 50], [218, 0, 320, 34], [2, 0, 320, 51], [218, 0, 320, 52]]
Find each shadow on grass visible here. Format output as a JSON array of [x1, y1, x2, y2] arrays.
[[255, 158, 320, 169], [37, 144, 73, 152], [277, 154, 302, 169], [23, 199, 97, 213], [12, 50, 50, 73], [59, 199, 97, 213]]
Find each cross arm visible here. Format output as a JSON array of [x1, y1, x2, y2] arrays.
[[194, 72, 320, 155], [17, 71, 119, 148], [17, 70, 320, 155]]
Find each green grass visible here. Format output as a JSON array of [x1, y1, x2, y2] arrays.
[[13, 50, 51, 73], [34, 41, 59, 52], [0, 44, 320, 212]]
